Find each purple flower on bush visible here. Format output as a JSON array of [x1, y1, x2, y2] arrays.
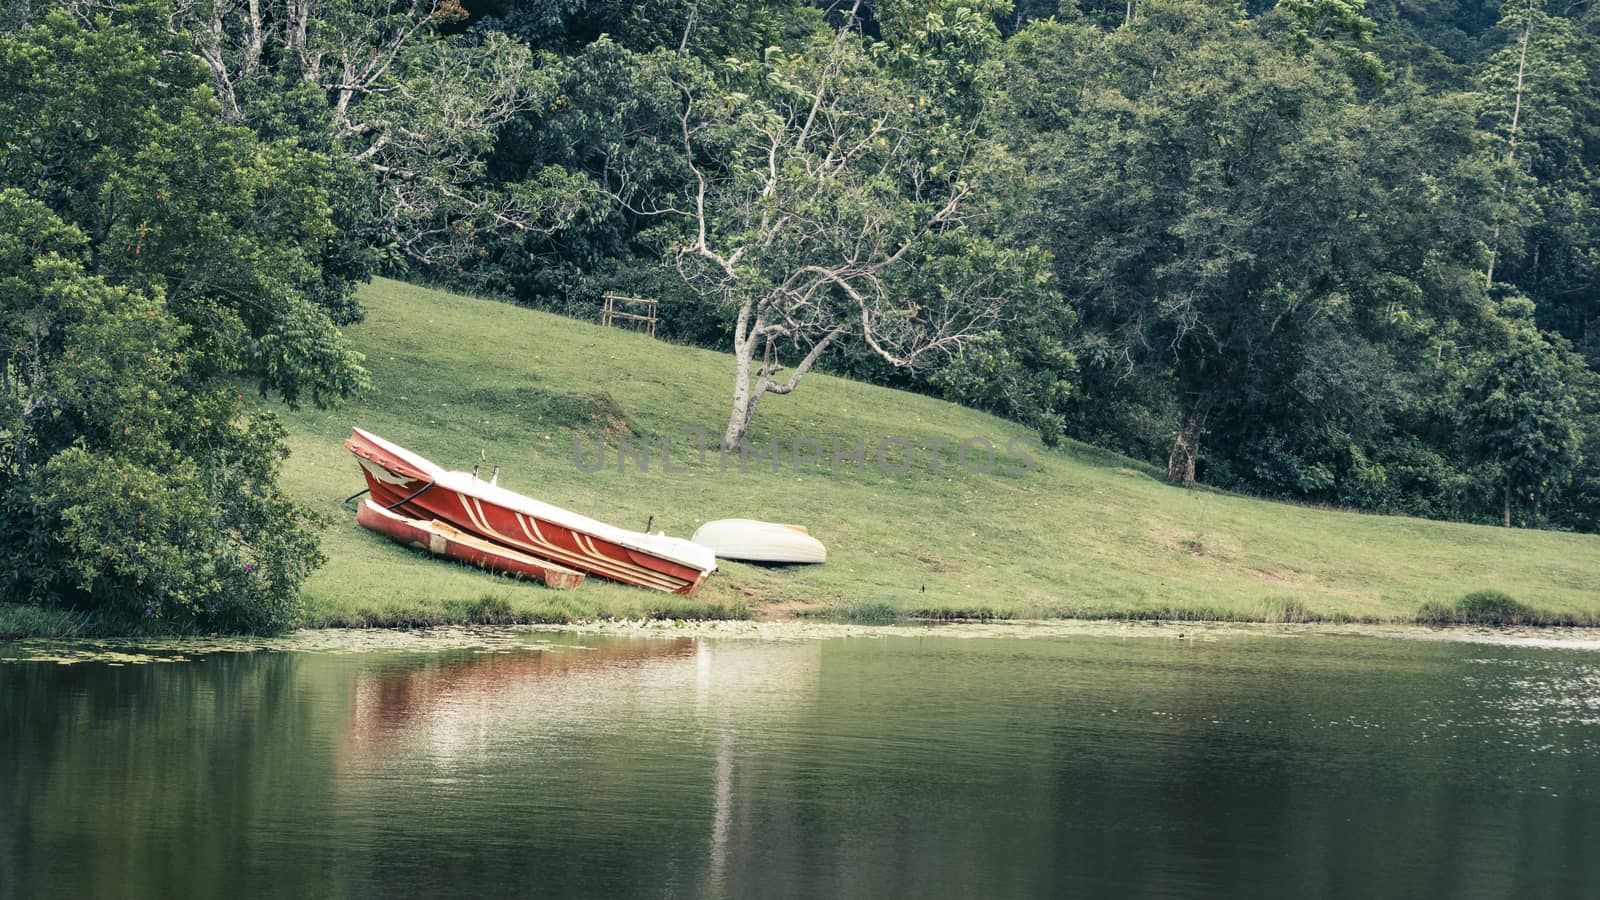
[[143, 607, 153, 617], [244, 562, 254, 572]]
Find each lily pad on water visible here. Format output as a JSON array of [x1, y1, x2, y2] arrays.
[[1, 626, 559, 666]]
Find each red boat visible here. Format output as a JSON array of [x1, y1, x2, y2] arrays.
[[345, 428, 716, 595], [356, 500, 586, 589]]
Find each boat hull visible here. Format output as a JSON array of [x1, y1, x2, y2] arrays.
[[345, 429, 714, 595], [691, 519, 827, 564], [356, 500, 586, 589]]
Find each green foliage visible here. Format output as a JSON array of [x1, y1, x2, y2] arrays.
[[0, 12, 363, 631], [1419, 589, 1551, 625], [872, 0, 1011, 114], [552, 11, 1058, 446], [643, 599, 750, 620], [0, 10, 368, 406], [1413, 599, 1458, 624], [580, 0, 818, 58], [1455, 589, 1535, 624], [437, 593, 578, 625], [0, 198, 325, 631], [979, 0, 1600, 530], [1475, 4, 1600, 369], [1270, 0, 1389, 87], [932, 311, 1077, 446], [0, 602, 94, 639], [1260, 597, 1315, 623], [1005, 1, 1481, 485], [1549, 422, 1600, 532], [1463, 299, 1588, 525], [462, 36, 692, 309]]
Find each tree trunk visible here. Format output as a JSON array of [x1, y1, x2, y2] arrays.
[[1167, 413, 1203, 487], [1504, 482, 1512, 528], [721, 324, 839, 450], [243, 0, 265, 77], [721, 306, 758, 450], [721, 384, 767, 451], [722, 352, 755, 451], [1486, 10, 1534, 286]]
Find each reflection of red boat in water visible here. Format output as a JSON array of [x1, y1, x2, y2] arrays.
[[356, 500, 586, 589], [340, 639, 700, 756], [346, 428, 716, 595]]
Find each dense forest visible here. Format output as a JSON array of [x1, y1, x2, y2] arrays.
[[2, 0, 1597, 628]]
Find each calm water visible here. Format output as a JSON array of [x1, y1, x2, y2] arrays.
[[3, 627, 1598, 899]]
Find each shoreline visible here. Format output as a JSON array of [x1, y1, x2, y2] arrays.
[[499, 616, 1600, 649], [7, 617, 1600, 664], [6, 592, 1597, 642], [10, 570, 1598, 643]]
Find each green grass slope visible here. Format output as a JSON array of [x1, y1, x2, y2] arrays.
[[275, 278, 1600, 626]]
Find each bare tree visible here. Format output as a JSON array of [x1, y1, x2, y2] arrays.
[[602, 3, 1012, 448]]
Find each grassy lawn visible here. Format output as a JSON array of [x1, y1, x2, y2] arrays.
[[266, 277, 1600, 627]]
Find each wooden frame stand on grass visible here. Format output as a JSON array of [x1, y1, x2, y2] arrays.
[[601, 293, 659, 338]]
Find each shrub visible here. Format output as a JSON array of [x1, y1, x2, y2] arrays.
[[1416, 590, 1540, 626], [0, 15, 368, 633], [1454, 590, 1536, 625]]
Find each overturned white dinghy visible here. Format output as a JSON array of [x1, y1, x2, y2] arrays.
[[690, 519, 826, 564]]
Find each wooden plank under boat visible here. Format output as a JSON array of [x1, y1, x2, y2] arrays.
[[690, 519, 827, 564], [345, 428, 717, 595], [356, 500, 586, 589]]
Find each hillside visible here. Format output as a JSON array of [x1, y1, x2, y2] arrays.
[[275, 279, 1600, 626]]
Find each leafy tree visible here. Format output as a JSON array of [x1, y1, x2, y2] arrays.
[[1477, 1, 1600, 366], [59, 0, 574, 274], [1007, 2, 1498, 488], [351, 32, 597, 269], [930, 300, 1078, 444], [872, 0, 1012, 115], [0, 192, 326, 631], [0, 8, 368, 404], [0, 11, 363, 630], [1271, 0, 1388, 88], [473, 36, 722, 322], [1548, 413, 1600, 532], [1463, 297, 1587, 526]]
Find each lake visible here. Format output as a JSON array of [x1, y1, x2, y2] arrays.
[[3, 624, 1597, 898]]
